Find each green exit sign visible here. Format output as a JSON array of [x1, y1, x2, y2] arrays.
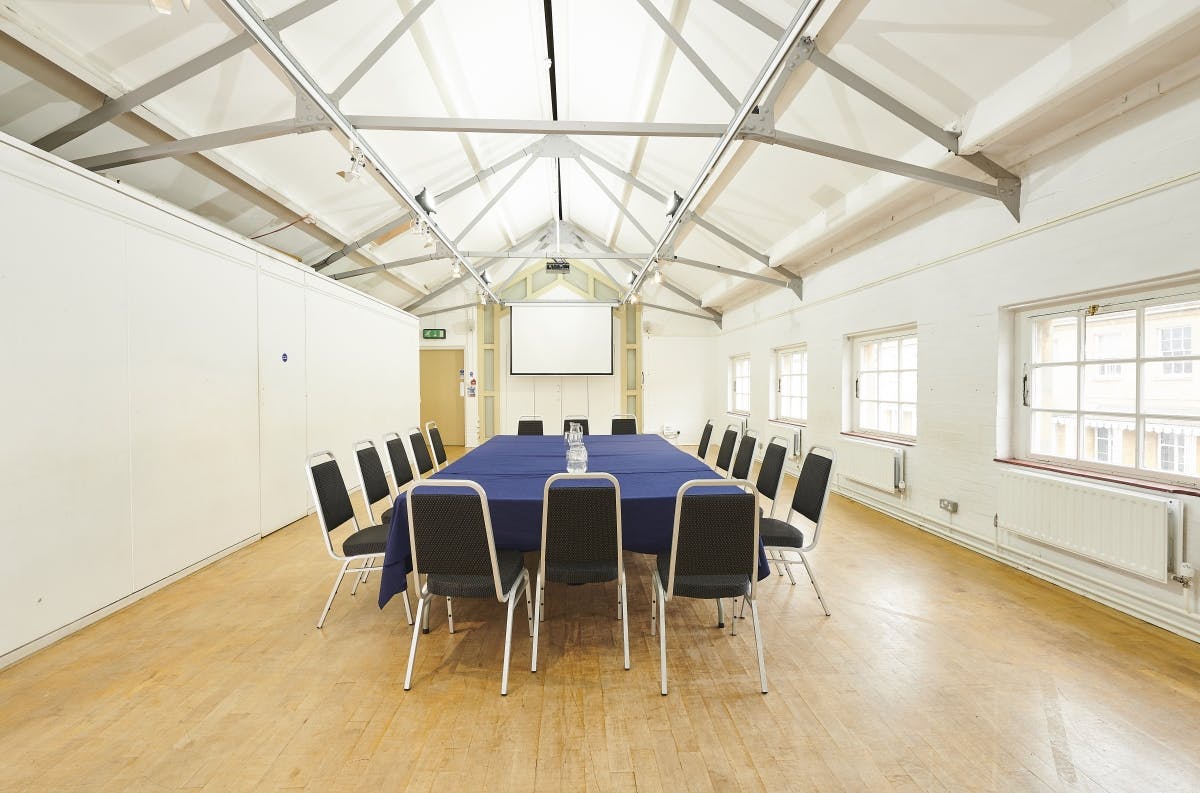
[[422, 328, 447, 340]]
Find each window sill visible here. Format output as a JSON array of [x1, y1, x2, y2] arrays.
[[727, 411, 750, 418], [994, 458, 1200, 497], [840, 431, 915, 448], [769, 418, 806, 428]]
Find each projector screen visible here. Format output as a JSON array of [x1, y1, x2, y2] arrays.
[[510, 303, 614, 375]]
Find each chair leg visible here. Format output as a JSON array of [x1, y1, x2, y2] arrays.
[[446, 596, 455, 634], [502, 590, 518, 696], [620, 573, 630, 671], [716, 597, 724, 629], [421, 584, 431, 634], [730, 599, 738, 636], [783, 553, 798, 585], [400, 583, 414, 626], [616, 582, 622, 621], [532, 573, 543, 672], [539, 577, 546, 622], [350, 557, 371, 596], [524, 576, 534, 637], [657, 579, 668, 696], [749, 597, 768, 694], [404, 595, 428, 690], [650, 580, 657, 637], [800, 553, 830, 616], [317, 559, 351, 629]]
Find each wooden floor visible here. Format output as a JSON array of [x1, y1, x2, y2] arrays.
[[2, 447, 1199, 792]]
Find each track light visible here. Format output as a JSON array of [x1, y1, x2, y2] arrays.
[[480, 271, 491, 285], [654, 268, 664, 285], [338, 147, 365, 183], [415, 187, 437, 215], [629, 292, 640, 304], [450, 261, 463, 278], [665, 190, 684, 217], [627, 271, 637, 285]]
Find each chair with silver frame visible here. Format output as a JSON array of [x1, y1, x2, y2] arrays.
[[758, 446, 836, 615], [424, 420, 449, 471], [562, 415, 590, 435], [610, 413, 638, 435], [408, 427, 436, 478], [403, 480, 534, 696], [651, 478, 766, 695], [517, 415, 544, 435], [713, 424, 739, 477], [730, 429, 758, 480], [306, 450, 412, 628], [532, 472, 628, 673], [695, 419, 714, 462]]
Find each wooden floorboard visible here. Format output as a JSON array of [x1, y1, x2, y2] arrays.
[[2, 445, 1199, 792]]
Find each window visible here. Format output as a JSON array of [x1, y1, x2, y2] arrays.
[[730, 354, 750, 414], [775, 346, 808, 423], [853, 328, 917, 440], [1021, 292, 1200, 482]]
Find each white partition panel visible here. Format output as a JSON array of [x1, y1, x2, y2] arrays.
[[0, 162, 135, 655]]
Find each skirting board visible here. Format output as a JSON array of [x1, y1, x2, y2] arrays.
[[0, 533, 259, 671], [833, 483, 1200, 644]]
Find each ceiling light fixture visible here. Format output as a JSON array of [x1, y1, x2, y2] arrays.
[[627, 271, 637, 285], [450, 261, 463, 278], [665, 190, 684, 218], [654, 268, 664, 285], [629, 292, 640, 304], [338, 147, 365, 183], [415, 187, 437, 215]]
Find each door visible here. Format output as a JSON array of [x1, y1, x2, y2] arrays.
[[420, 349, 466, 445], [258, 271, 308, 535]]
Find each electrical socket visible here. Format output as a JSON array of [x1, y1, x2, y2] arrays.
[[938, 498, 959, 514]]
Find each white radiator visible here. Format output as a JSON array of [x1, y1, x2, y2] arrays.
[[997, 469, 1183, 583], [840, 439, 905, 494]]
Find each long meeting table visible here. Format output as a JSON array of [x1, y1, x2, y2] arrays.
[[377, 433, 770, 609]]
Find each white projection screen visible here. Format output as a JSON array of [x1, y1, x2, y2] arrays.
[[510, 303, 614, 375]]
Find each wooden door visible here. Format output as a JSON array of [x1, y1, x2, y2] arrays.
[[420, 349, 465, 445]]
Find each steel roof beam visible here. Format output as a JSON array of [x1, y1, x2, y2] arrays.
[[453, 155, 538, 244], [218, 0, 497, 302], [331, 252, 449, 280], [331, 0, 437, 102], [664, 255, 798, 290], [634, 0, 739, 110], [71, 119, 325, 171], [574, 158, 656, 245], [640, 302, 723, 323], [33, 0, 338, 153], [709, 0, 785, 39], [350, 116, 727, 137]]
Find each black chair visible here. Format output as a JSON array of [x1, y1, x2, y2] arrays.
[[760, 446, 836, 615], [696, 420, 714, 461], [731, 430, 758, 480], [755, 436, 788, 517], [517, 415, 544, 435], [611, 414, 637, 435], [713, 425, 738, 476], [382, 431, 417, 490], [424, 420, 448, 470], [408, 427, 435, 477], [306, 451, 412, 628], [562, 415, 590, 435], [403, 480, 533, 696], [651, 479, 765, 695], [353, 438, 395, 527], [532, 473, 628, 673]]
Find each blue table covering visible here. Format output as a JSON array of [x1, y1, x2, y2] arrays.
[[377, 433, 769, 608]]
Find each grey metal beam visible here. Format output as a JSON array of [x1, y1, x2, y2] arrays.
[[666, 255, 795, 288], [313, 144, 535, 271], [710, 0, 785, 38], [634, 0, 740, 110], [220, 0, 498, 301], [350, 116, 727, 137], [462, 250, 649, 259], [801, 39, 961, 153], [415, 301, 478, 318], [756, 130, 1021, 220], [641, 301, 723, 324], [574, 158, 656, 245], [331, 0, 437, 101], [453, 155, 537, 244], [72, 119, 322, 171], [683, 212, 771, 265], [331, 252, 449, 280], [33, 0, 338, 152], [577, 145, 665, 201]]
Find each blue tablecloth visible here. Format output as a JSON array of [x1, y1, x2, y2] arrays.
[[377, 433, 769, 608]]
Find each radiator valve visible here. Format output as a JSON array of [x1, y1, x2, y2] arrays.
[[1172, 563, 1195, 588]]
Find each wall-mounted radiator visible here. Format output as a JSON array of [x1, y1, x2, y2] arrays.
[[840, 439, 905, 494], [997, 468, 1183, 583]]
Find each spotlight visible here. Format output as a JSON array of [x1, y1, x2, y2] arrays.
[[480, 271, 491, 285], [450, 261, 463, 278], [629, 292, 640, 304], [627, 271, 637, 285], [338, 147, 365, 183], [665, 190, 684, 217], [415, 187, 437, 215], [654, 268, 664, 285], [479, 290, 488, 305]]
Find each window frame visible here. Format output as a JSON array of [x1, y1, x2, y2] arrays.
[[773, 344, 808, 425], [1015, 285, 1200, 487], [729, 353, 751, 416], [850, 325, 918, 443]]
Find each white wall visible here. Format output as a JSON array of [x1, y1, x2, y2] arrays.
[[0, 133, 419, 661], [643, 335, 716, 444], [702, 76, 1200, 640]]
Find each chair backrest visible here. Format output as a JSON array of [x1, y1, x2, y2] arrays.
[[755, 436, 788, 504], [425, 421, 448, 467], [408, 427, 435, 476], [541, 473, 621, 568], [666, 479, 759, 599], [696, 420, 714, 459], [406, 480, 505, 601], [353, 439, 393, 522], [306, 452, 360, 552], [731, 430, 758, 480], [517, 415, 543, 435], [714, 426, 738, 473], [562, 415, 590, 436], [789, 446, 836, 547], [611, 414, 637, 435], [383, 432, 416, 487]]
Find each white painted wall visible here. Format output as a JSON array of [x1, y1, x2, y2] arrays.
[[0, 134, 419, 661], [703, 76, 1200, 640]]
